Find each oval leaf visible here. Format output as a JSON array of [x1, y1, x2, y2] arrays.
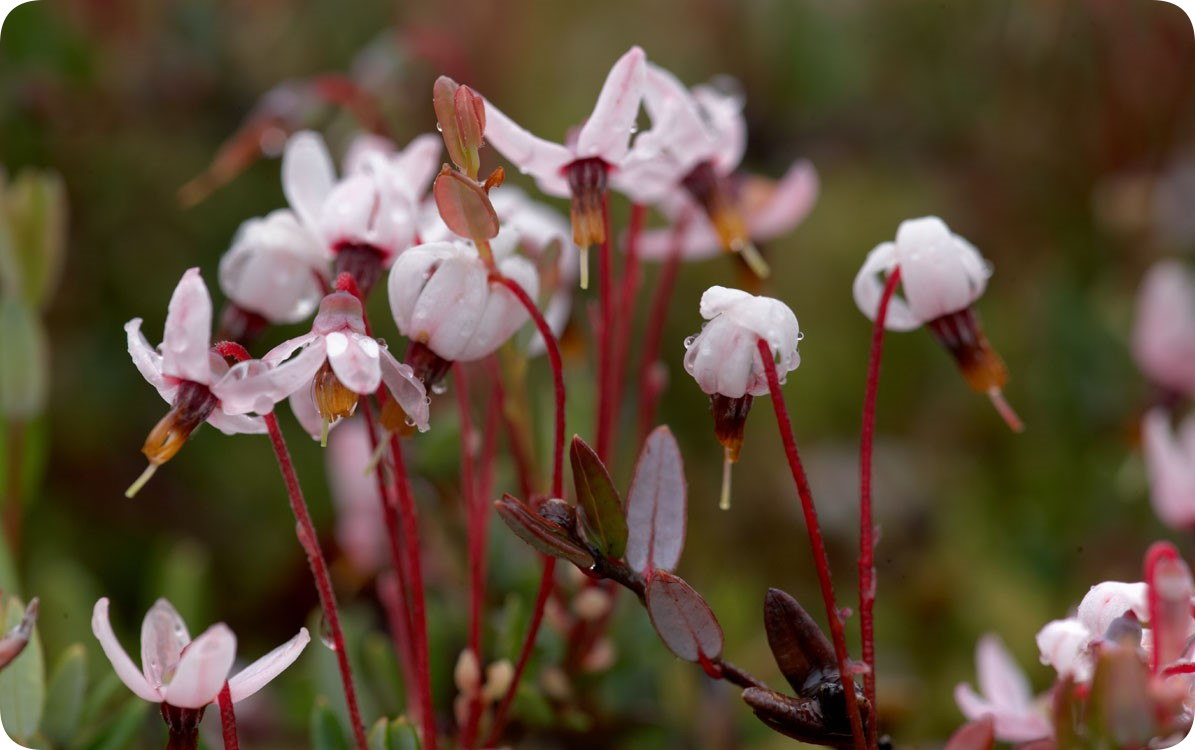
[[495, 494, 594, 569], [433, 169, 499, 242], [764, 588, 838, 697], [570, 435, 627, 559], [625, 426, 687, 574], [0, 597, 43, 742], [742, 686, 843, 747], [645, 571, 722, 662]]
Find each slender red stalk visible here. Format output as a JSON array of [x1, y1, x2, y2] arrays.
[[637, 215, 689, 442], [455, 364, 485, 750], [604, 202, 647, 460], [1162, 662, 1195, 677], [859, 266, 901, 749], [263, 414, 368, 750], [487, 356, 536, 499], [217, 682, 239, 750], [1146, 541, 1181, 676], [485, 274, 567, 745], [377, 572, 420, 718], [595, 192, 615, 462], [389, 434, 438, 750], [360, 405, 423, 726], [757, 339, 867, 750]]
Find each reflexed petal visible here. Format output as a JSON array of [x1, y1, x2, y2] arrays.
[[747, 160, 820, 241], [163, 624, 236, 709], [481, 99, 574, 181], [1143, 409, 1195, 531], [206, 411, 267, 435], [1076, 581, 1148, 638], [390, 133, 443, 202], [213, 344, 326, 416], [326, 331, 383, 395], [388, 242, 455, 332], [641, 63, 716, 171], [264, 332, 322, 366], [611, 147, 687, 205], [141, 599, 190, 689], [283, 131, 337, 231], [380, 349, 430, 432], [161, 268, 214, 384], [1036, 618, 1093, 681], [894, 217, 991, 322], [318, 174, 416, 263], [288, 387, 326, 440], [91, 598, 161, 703], [975, 634, 1033, 711], [125, 318, 171, 398], [953, 683, 1050, 743], [344, 133, 396, 175], [219, 210, 329, 324], [577, 46, 647, 163], [852, 243, 921, 331], [227, 628, 310, 703], [692, 83, 746, 175]]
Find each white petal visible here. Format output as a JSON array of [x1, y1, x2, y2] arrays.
[[140, 599, 190, 689], [482, 99, 574, 180], [227, 628, 310, 703], [1036, 618, 1093, 681], [91, 598, 161, 703], [163, 624, 236, 709], [698, 285, 753, 320], [893, 217, 991, 322], [218, 211, 329, 324], [283, 131, 337, 231], [457, 256, 538, 362], [747, 160, 820, 241], [327, 331, 382, 395], [380, 349, 430, 432], [213, 344, 326, 416], [975, 634, 1033, 710], [388, 242, 454, 334], [125, 318, 171, 398], [1143, 409, 1195, 531], [852, 243, 921, 331], [161, 268, 214, 384], [343, 133, 396, 175], [1076, 581, 1149, 637], [389, 133, 443, 202], [288, 386, 327, 441], [692, 83, 746, 175], [577, 46, 647, 163], [206, 411, 268, 436]]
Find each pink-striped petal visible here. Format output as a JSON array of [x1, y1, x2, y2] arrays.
[[481, 100, 574, 181], [213, 343, 326, 416], [92, 598, 161, 703], [125, 318, 171, 397], [161, 268, 214, 384], [576, 46, 647, 163], [283, 131, 337, 231], [227, 628, 310, 703], [140, 599, 190, 689], [163, 624, 236, 709]]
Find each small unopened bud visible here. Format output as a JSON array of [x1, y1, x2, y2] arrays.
[[454, 648, 482, 697], [581, 637, 616, 673], [482, 659, 514, 703], [433, 77, 486, 180], [573, 588, 612, 621], [539, 666, 572, 702]]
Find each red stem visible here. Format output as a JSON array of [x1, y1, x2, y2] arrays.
[[389, 434, 438, 750], [637, 215, 689, 443], [859, 266, 901, 749], [605, 202, 646, 461], [757, 339, 868, 750], [1146, 541, 1181, 676], [455, 364, 485, 750], [486, 356, 536, 499], [596, 192, 615, 462], [217, 683, 239, 750], [263, 414, 368, 750], [484, 274, 567, 744]]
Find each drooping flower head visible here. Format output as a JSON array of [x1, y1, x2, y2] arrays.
[[388, 239, 539, 386], [853, 216, 1022, 431], [282, 130, 441, 296], [1132, 260, 1195, 404], [218, 288, 429, 445], [216, 208, 330, 343], [482, 46, 645, 286], [92, 597, 308, 742], [683, 286, 801, 508], [125, 268, 269, 496]]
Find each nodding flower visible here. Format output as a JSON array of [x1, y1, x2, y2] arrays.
[[125, 268, 268, 497], [852, 216, 1023, 432], [1141, 408, 1195, 533], [683, 286, 801, 509], [1132, 260, 1195, 405], [481, 46, 646, 286], [954, 634, 1052, 743]]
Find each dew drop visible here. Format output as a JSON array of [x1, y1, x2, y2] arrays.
[[796, 331, 805, 342], [404, 416, 416, 427], [683, 335, 696, 348], [435, 123, 443, 133], [432, 382, 448, 395], [318, 616, 338, 651]]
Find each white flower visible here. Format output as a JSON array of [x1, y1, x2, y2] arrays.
[[683, 286, 800, 398], [954, 634, 1052, 742], [218, 209, 330, 324], [853, 216, 991, 331], [387, 240, 539, 363], [92, 598, 309, 709], [1142, 409, 1195, 531], [1132, 260, 1195, 400], [1035, 581, 1149, 682]]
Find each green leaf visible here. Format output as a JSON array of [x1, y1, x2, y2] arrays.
[[0, 297, 49, 420], [40, 643, 86, 746], [311, 697, 352, 750], [0, 597, 44, 742], [78, 697, 149, 750], [569, 436, 628, 559], [368, 717, 421, 750]]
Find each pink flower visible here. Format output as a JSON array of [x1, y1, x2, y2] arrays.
[[852, 217, 1021, 431], [125, 268, 268, 495], [387, 240, 539, 365], [218, 209, 329, 325], [954, 634, 1052, 742], [684, 286, 801, 399], [1142, 408, 1195, 531], [482, 46, 646, 253], [217, 290, 429, 442], [636, 160, 820, 262], [1035, 581, 1149, 682], [282, 131, 441, 273], [91, 597, 309, 709], [1132, 260, 1195, 401]]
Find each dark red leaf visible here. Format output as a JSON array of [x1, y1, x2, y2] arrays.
[[645, 570, 722, 662], [625, 426, 686, 574]]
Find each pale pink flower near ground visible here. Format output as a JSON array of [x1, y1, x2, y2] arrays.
[[852, 216, 1022, 431], [218, 209, 330, 325], [954, 634, 1052, 742], [91, 597, 309, 708], [1142, 408, 1195, 531], [1035, 581, 1150, 682], [216, 290, 429, 442], [1132, 260, 1195, 401]]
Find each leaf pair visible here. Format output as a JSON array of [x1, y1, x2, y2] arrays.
[[743, 589, 870, 749]]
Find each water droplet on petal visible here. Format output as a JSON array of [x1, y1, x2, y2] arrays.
[[404, 416, 416, 427], [683, 335, 696, 348], [432, 382, 447, 395]]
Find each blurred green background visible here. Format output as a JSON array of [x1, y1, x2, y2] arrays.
[[1, 0, 1193, 747]]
